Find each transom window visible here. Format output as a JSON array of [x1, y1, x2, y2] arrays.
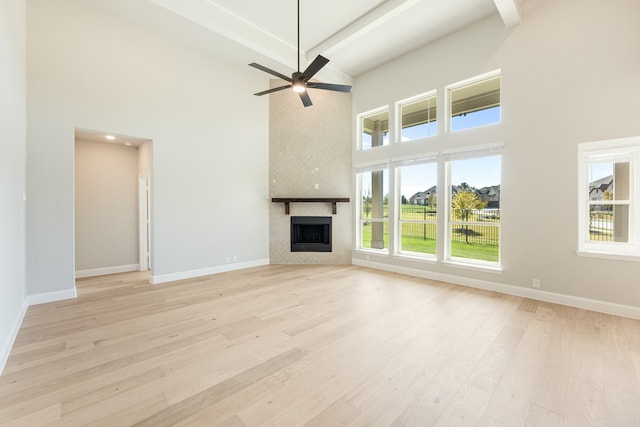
[[360, 108, 390, 150], [448, 71, 501, 132], [398, 92, 437, 142]]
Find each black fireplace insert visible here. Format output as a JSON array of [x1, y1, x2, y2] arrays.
[[291, 216, 332, 252]]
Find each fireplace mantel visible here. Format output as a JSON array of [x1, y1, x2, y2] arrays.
[[272, 198, 350, 215]]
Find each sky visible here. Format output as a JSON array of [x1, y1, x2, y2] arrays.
[[589, 162, 613, 182]]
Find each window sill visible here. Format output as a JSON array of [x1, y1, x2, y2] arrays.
[[576, 250, 640, 263], [393, 253, 437, 264], [442, 259, 503, 274], [354, 248, 390, 257]]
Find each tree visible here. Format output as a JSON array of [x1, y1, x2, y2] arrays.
[[426, 193, 436, 212], [458, 182, 475, 192], [452, 189, 487, 243], [401, 195, 407, 205], [362, 189, 372, 223]]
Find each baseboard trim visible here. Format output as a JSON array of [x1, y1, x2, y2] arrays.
[[26, 288, 77, 306], [0, 300, 28, 376], [352, 259, 640, 320], [151, 258, 270, 285], [76, 264, 140, 279]]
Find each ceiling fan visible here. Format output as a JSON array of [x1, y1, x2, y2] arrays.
[[249, 0, 352, 107]]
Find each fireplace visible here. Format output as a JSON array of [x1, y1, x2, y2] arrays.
[[291, 216, 332, 252]]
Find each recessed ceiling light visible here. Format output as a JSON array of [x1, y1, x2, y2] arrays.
[[105, 135, 116, 140], [124, 142, 132, 146]]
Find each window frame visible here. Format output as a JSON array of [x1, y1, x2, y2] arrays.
[[577, 136, 640, 261], [394, 156, 439, 259], [443, 145, 503, 268]]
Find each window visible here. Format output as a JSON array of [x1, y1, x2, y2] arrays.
[[398, 93, 437, 142], [445, 147, 502, 265], [357, 165, 389, 251], [360, 108, 390, 150], [396, 158, 437, 257], [578, 137, 640, 260], [448, 71, 500, 132], [354, 72, 506, 271]]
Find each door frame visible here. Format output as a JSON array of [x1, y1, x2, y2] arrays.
[[139, 172, 151, 271]]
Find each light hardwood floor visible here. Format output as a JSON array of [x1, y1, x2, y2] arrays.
[[1, 265, 639, 426]]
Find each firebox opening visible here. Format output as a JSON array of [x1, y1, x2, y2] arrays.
[[291, 216, 332, 252]]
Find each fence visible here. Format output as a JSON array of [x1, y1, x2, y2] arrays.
[[399, 207, 500, 246], [589, 212, 613, 242]]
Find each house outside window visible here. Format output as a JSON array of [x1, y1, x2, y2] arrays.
[[578, 136, 640, 261]]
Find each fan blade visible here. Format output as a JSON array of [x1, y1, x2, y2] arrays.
[[254, 84, 292, 96], [300, 55, 329, 81], [248, 63, 292, 82], [306, 82, 352, 93], [298, 91, 313, 107]]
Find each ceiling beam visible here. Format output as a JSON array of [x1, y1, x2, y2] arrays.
[[493, 0, 521, 28], [306, 0, 423, 62], [147, 0, 352, 84], [148, 0, 297, 68]]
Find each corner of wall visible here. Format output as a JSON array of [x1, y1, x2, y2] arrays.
[[0, 299, 28, 376]]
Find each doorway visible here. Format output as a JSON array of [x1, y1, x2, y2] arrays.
[[74, 129, 152, 279]]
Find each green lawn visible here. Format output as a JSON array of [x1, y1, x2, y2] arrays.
[[360, 204, 500, 262]]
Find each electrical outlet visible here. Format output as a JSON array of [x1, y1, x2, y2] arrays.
[[225, 257, 230, 263], [532, 278, 541, 288], [314, 183, 319, 189]]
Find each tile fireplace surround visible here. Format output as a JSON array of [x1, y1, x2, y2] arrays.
[[268, 80, 352, 264]]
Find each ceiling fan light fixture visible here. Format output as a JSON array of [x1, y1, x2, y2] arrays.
[[248, 0, 352, 107], [292, 81, 306, 93]]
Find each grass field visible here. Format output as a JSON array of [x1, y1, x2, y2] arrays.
[[360, 204, 500, 262]]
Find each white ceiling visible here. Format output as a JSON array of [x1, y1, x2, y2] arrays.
[[80, 0, 521, 84]]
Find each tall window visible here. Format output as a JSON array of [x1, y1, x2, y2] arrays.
[[578, 137, 640, 260], [358, 165, 389, 251], [396, 158, 437, 256], [398, 93, 437, 142], [448, 71, 500, 132], [360, 108, 390, 150], [445, 147, 502, 265]]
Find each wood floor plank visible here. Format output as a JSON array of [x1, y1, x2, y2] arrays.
[[0, 265, 639, 426], [133, 348, 307, 426]]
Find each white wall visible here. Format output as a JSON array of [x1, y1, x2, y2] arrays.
[[27, 0, 270, 293], [0, 0, 27, 373], [352, 0, 640, 311], [75, 139, 139, 275]]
